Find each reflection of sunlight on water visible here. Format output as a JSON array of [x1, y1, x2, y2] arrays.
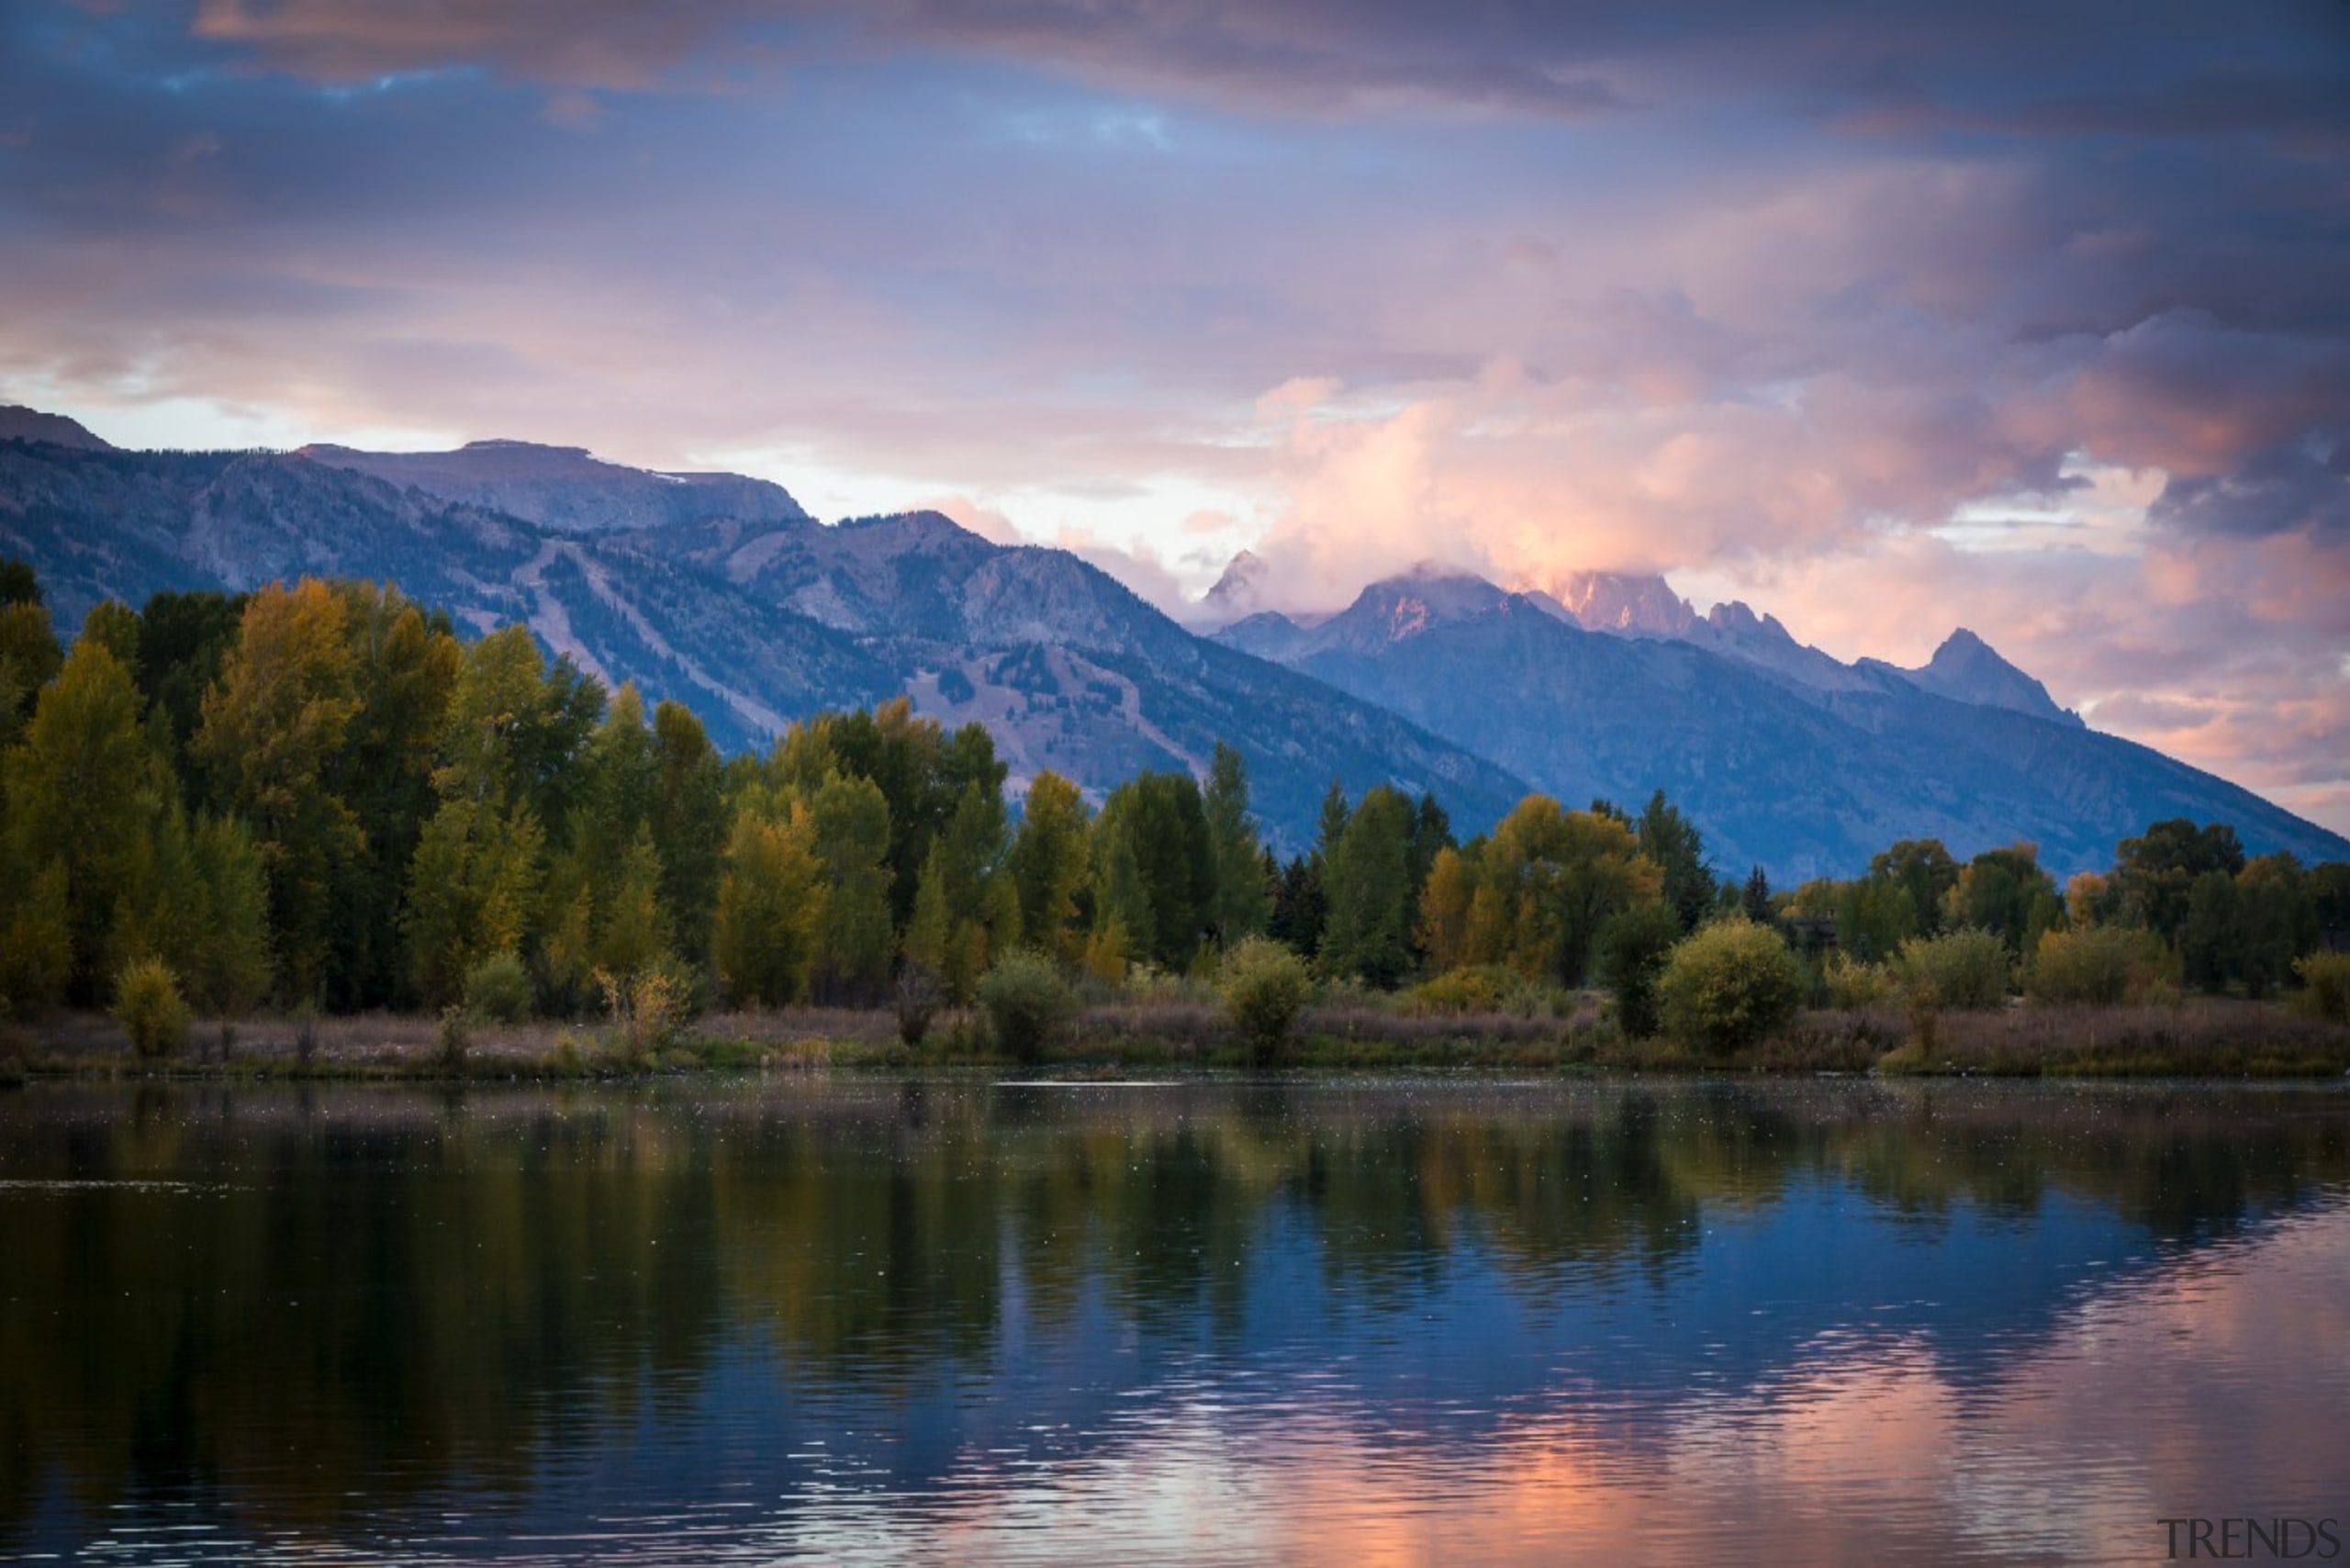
[[730, 1196, 2350, 1567]]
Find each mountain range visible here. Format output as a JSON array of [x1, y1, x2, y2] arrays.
[[4, 405, 2343, 878]]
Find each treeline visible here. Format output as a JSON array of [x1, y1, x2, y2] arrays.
[[2, 562, 2346, 1029]]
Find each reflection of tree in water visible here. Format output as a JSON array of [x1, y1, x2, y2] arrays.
[[3, 1080, 2347, 1544]]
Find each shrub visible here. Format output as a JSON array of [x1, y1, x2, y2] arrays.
[[2296, 951, 2350, 1024], [1406, 964, 1522, 1015], [1823, 951, 1897, 1009], [463, 950, 534, 1024], [978, 949, 1078, 1062], [435, 1005, 470, 1072], [1657, 918, 1804, 1058], [2026, 924, 2172, 1007], [895, 965, 943, 1046], [1895, 928, 2011, 1012], [113, 957, 192, 1060], [1220, 936, 1315, 1064], [1597, 902, 1683, 1039], [599, 961, 694, 1064]]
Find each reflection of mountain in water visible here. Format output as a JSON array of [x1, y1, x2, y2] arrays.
[[5, 1081, 2347, 1557]]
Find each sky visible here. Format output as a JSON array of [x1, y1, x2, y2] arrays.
[[2, 1, 2346, 831]]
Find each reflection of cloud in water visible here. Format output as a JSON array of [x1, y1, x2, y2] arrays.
[[760, 1200, 2350, 1566]]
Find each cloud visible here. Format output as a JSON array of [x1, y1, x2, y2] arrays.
[[5, 0, 2349, 832]]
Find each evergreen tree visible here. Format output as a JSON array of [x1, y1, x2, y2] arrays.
[[1267, 853, 1327, 960], [1742, 866, 1774, 924]]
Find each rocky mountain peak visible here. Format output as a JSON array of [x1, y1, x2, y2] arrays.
[[1545, 569, 1697, 635]]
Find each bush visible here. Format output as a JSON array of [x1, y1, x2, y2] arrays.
[[599, 960, 695, 1064], [2026, 924, 2172, 1007], [1895, 928, 2011, 1012], [1597, 902, 1684, 1039], [113, 957, 192, 1060], [1657, 918, 1804, 1058], [1823, 951, 1897, 1009], [1405, 965, 1523, 1015], [895, 965, 943, 1046], [463, 950, 535, 1024], [978, 949, 1078, 1063], [2296, 951, 2350, 1024], [1220, 936, 1315, 1064]]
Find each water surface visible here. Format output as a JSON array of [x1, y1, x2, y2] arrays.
[[4, 1078, 2347, 1563]]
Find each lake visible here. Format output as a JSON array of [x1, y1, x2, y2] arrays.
[[4, 1077, 2347, 1564]]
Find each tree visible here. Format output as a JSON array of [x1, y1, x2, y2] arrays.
[[1597, 901, 1683, 1039], [1741, 865, 1774, 924], [651, 700, 726, 968], [1416, 845, 1477, 975], [2234, 854, 2318, 1001], [1202, 743, 1270, 946], [2, 635, 152, 1001], [712, 802, 826, 1007], [1268, 852, 1326, 959], [196, 581, 364, 1002], [1085, 823, 1151, 984], [1477, 796, 1662, 987], [809, 770, 894, 1002], [403, 797, 548, 1007], [1093, 771, 1212, 970], [1010, 771, 1091, 965], [1637, 790, 1716, 933], [2114, 819, 2245, 945], [1868, 840, 1959, 938], [327, 583, 461, 1008], [1948, 843, 2062, 957], [1319, 784, 1416, 987]]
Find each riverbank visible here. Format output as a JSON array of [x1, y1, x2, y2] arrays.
[[5, 995, 2346, 1081]]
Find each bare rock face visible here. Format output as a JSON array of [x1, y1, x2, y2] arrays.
[[1543, 569, 1697, 635]]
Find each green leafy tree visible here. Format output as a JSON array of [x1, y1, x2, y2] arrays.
[[977, 948, 1078, 1062], [1320, 784, 1417, 987], [712, 801, 826, 1007], [2114, 819, 2245, 945], [1597, 900, 1683, 1038], [1203, 743, 1270, 946], [196, 581, 364, 1002], [1011, 770, 1091, 966], [809, 770, 894, 1002], [1094, 771, 1212, 970], [1637, 789, 1717, 933], [3, 635, 152, 1001], [652, 700, 726, 967], [1948, 843, 2063, 957]]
